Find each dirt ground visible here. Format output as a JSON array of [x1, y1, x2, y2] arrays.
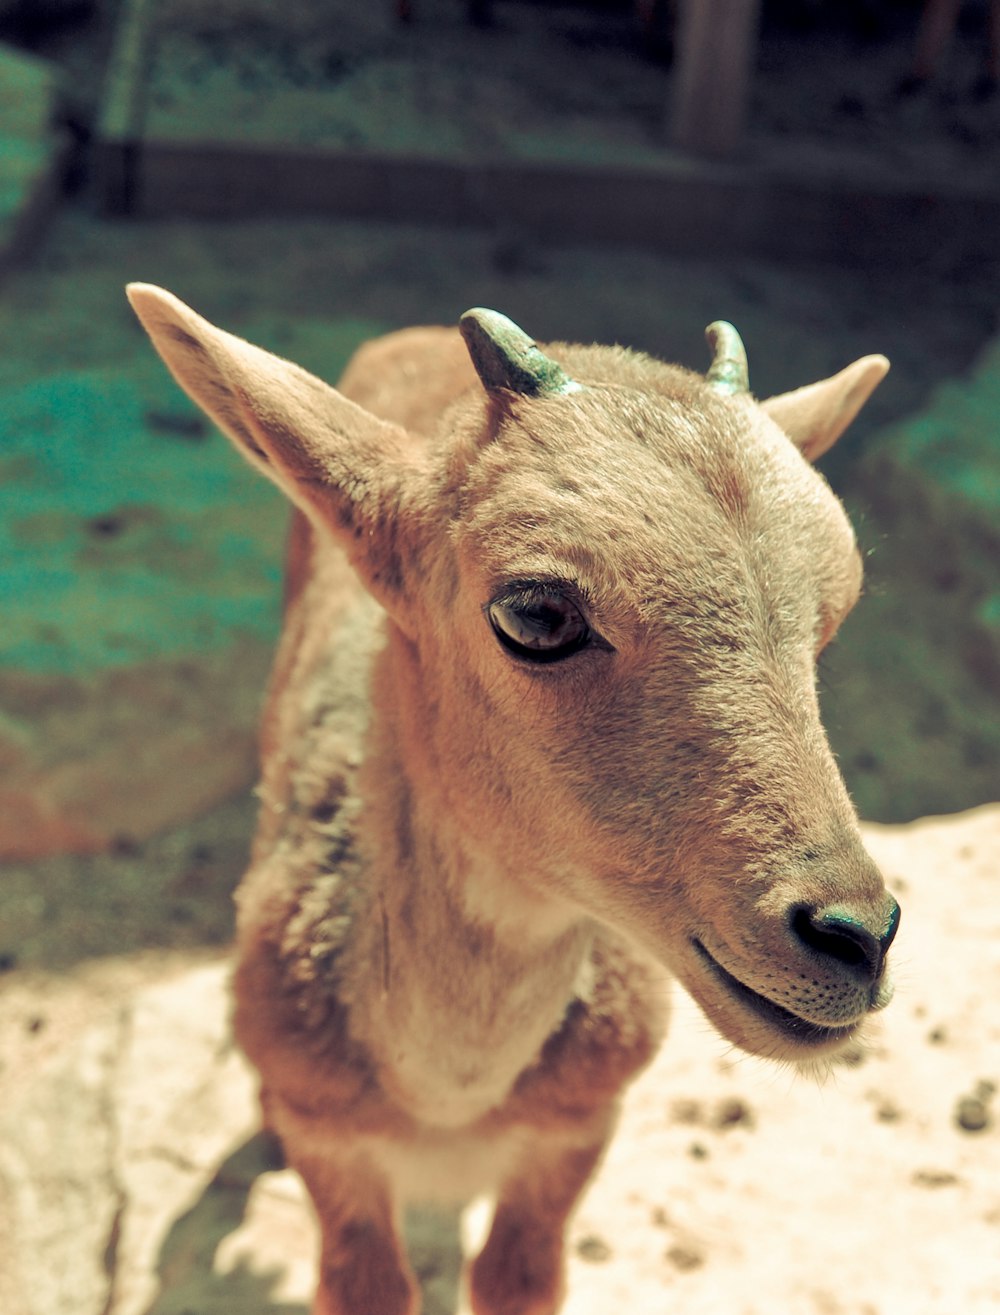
[[0, 3, 998, 1313]]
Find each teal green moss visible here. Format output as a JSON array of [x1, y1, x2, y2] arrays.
[[0, 363, 287, 675]]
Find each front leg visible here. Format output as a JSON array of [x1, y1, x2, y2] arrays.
[[469, 1117, 615, 1315], [291, 1147, 419, 1315]]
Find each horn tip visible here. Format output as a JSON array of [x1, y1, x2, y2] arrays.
[[705, 319, 749, 395]]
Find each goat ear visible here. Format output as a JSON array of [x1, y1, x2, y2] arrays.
[[761, 355, 889, 462], [126, 283, 416, 607]]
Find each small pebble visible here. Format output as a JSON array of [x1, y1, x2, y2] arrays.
[[713, 1096, 753, 1130], [954, 1095, 992, 1133], [912, 1170, 959, 1188], [576, 1234, 612, 1263], [666, 1244, 704, 1272], [671, 1098, 701, 1125]]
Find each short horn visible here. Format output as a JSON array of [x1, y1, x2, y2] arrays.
[[705, 321, 749, 395], [460, 308, 579, 397]]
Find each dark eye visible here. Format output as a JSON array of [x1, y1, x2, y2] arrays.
[[487, 589, 590, 663]]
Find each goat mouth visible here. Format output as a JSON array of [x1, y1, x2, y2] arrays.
[[691, 938, 858, 1050]]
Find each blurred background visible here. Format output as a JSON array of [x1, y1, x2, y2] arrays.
[[0, 0, 998, 973]]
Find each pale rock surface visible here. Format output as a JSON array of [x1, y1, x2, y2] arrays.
[[0, 806, 997, 1315]]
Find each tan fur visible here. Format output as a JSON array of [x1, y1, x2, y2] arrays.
[[127, 284, 897, 1315]]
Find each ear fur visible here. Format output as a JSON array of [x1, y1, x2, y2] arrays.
[[761, 354, 889, 462], [126, 283, 417, 608]]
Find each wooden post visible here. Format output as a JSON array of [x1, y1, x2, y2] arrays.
[[671, 0, 761, 158]]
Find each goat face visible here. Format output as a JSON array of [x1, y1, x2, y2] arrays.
[[404, 341, 898, 1061]]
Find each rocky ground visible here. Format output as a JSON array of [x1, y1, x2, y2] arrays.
[[0, 2, 998, 1312], [1, 807, 998, 1315]]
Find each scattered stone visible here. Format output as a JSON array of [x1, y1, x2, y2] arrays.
[[875, 1100, 903, 1124], [927, 1026, 948, 1045], [712, 1097, 754, 1130], [688, 1142, 709, 1160], [670, 1092, 754, 1130], [576, 1234, 612, 1263], [671, 1098, 702, 1125], [912, 1170, 960, 1188], [954, 1093, 993, 1133], [665, 1244, 705, 1272]]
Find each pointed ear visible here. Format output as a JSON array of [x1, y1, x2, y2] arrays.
[[126, 283, 418, 611], [761, 354, 889, 462]]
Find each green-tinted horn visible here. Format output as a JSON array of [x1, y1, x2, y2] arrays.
[[705, 321, 749, 395], [460, 308, 579, 397]]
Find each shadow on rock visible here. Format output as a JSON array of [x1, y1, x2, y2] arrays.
[[143, 1130, 466, 1315], [144, 1131, 306, 1315]]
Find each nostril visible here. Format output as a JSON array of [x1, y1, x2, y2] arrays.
[[790, 904, 884, 976], [881, 897, 902, 954]]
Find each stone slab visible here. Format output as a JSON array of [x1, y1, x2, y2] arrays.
[[0, 960, 259, 1315]]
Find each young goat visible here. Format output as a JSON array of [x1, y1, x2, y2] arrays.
[[128, 285, 901, 1315]]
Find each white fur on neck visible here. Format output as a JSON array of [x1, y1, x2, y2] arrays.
[[358, 841, 594, 1129]]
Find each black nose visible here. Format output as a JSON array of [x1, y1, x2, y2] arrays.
[[790, 897, 901, 981]]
